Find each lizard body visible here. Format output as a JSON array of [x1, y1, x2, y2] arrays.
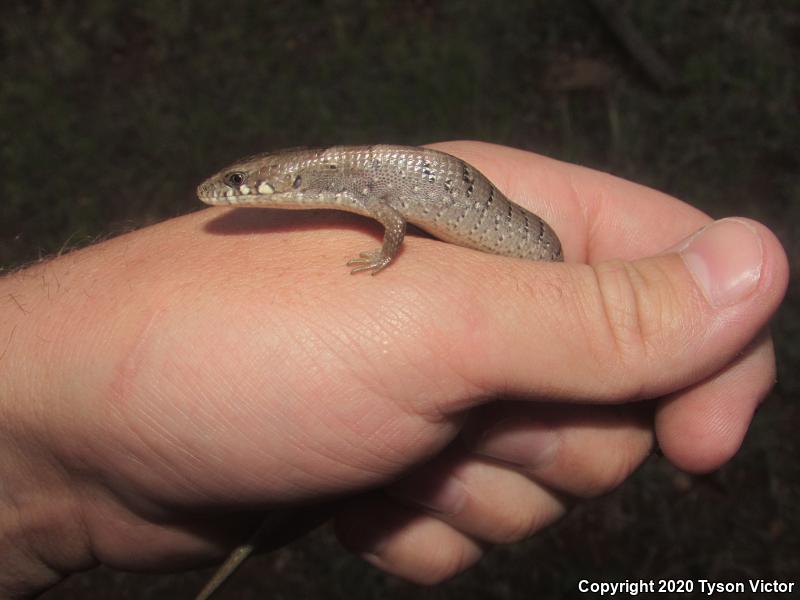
[[197, 145, 562, 273]]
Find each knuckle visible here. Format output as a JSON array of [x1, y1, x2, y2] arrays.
[[594, 259, 649, 358], [569, 438, 649, 498], [588, 259, 682, 399], [417, 542, 476, 584], [489, 508, 547, 544], [576, 456, 637, 498]]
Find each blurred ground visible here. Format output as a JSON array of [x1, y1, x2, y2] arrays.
[[2, 1, 798, 598]]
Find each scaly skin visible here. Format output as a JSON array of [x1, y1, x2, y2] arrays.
[[197, 145, 563, 274]]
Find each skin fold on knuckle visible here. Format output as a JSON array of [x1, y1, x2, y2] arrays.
[[567, 439, 650, 498], [486, 503, 553, 544], [412, 534, 481, 584], [465, 467, 566, 543], [518, 405, 653, 498], [586, 257, 696, 400], [349, 516, 481, 584], [441, 473, 559, 545], [335, 497, 482, 584]]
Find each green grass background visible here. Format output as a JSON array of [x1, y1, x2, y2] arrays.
[[2, 1, 797, 598]]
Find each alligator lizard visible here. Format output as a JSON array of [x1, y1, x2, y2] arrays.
[[193, 144, 563, 599], [197, 145, 562, 273]]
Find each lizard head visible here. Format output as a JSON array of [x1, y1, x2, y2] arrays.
[[197, 148, 322, 206]]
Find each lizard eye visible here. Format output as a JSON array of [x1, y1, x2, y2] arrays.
[[292, 174, 302, 189], [224, 171, 246, 187]]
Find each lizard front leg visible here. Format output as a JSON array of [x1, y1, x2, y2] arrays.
[[347, 197, 407, 275]]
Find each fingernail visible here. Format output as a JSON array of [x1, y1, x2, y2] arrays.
[[473, 419, 559, 469], [679, 219, 763, 307], [389, 473, 466, 515]]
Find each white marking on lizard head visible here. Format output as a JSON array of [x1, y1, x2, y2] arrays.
[[197, 148, 329, 206], [257, 182, 275, 195]]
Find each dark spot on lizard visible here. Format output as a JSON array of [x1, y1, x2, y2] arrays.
[[421, 160, 435, 183], [462, 165, 475, 197], [462, 163, 473, 184]]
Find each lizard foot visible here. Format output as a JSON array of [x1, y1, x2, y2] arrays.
[[347, 249, 392, 275]]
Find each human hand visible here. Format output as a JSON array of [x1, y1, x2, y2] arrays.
[[0, 141, 787, 595]]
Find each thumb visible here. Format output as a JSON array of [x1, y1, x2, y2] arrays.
[[460, 218, 787, 403]]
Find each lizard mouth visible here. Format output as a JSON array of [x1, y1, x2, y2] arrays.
[[197, 180, 277, 206], [199, 191, 288, 207], [196, 188, 228, 205]]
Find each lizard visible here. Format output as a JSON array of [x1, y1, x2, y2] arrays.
[[197, 144, 562, 274], [193, 144, 563, 599]]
